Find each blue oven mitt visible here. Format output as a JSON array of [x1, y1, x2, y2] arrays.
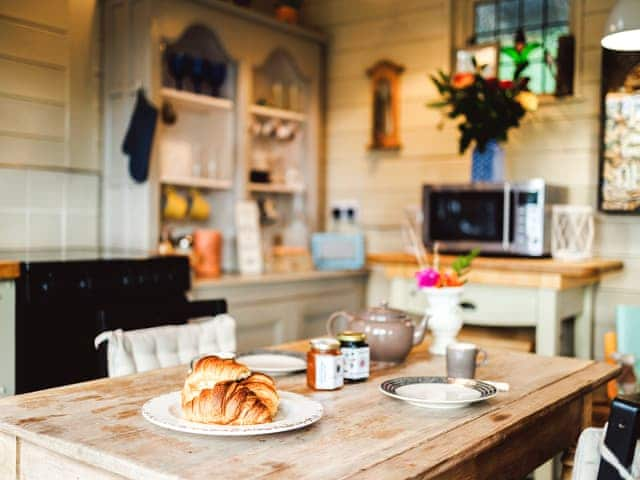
[[122, 88, 158, 183]]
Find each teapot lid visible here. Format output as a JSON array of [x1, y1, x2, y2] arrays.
[[360, 301, 408, 322]]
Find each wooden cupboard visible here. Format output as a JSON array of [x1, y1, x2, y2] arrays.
[[102, 0, 325, 271]]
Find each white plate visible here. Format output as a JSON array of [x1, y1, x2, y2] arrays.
[[142, 391, 322, 436], [235, 352, 307, 375], [379, 376, 498, 409]]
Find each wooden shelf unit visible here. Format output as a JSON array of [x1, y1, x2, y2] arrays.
[[161, 88, 234, 111], [160, 176, 233, 190], [249, 104, 307, 122], [247, 182, 305, 194]]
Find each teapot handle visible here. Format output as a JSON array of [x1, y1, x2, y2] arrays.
[[326, 311, 352, 337]]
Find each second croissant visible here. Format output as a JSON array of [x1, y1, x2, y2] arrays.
[[181, 355, 280, 425]]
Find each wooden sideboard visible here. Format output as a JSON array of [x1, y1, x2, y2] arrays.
[[367, 253, 624, 358]]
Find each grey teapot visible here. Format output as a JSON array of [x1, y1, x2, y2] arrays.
[[327, 302, 428, 363]]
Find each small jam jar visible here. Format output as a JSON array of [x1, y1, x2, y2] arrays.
[[337, 331, 370, 383], [307, 338, 344, 390]]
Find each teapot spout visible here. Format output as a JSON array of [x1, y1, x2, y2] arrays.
[[413, 313, 429, 346]]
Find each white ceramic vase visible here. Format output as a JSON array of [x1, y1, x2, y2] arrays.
[[421, 286, 464, 355]]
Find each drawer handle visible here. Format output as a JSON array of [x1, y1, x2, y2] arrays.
[[459, 301, 476, 311]]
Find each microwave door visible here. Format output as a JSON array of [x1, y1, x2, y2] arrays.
[[426, 190, 507, 253]]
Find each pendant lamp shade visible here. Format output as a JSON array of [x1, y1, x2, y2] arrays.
[[601, 0, 640, 51]]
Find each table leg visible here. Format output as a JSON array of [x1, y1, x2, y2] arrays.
[[574, 285, 595, 359], [536, 289, 561, 356], [0, 431, 17, 480]]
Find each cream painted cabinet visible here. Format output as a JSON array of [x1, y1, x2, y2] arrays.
[[0, 281, 15, 396], [385, 275, 591, 357], [190, 272, 367, 351]]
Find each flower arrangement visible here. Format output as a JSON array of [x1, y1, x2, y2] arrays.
[[428, 68, 538, 155], [416, 248, 480, 289]]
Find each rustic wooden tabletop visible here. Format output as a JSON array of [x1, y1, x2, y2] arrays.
[[0, 341, 619, 480]]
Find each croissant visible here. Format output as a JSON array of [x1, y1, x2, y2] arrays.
[[181, 356, 279, 425]]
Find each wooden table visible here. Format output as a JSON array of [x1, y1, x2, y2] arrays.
[[0, 340, 618, 480], [367, 253, 624, 358]]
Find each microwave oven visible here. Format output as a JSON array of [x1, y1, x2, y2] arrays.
[[422, 180, 567, 257]]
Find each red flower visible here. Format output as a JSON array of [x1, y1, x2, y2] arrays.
[[452, 72, 474, 89], [485, 77, 498, 89], [498, 80, 514, 90]]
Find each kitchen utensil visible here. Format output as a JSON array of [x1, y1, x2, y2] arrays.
[[446, 342, 488, 379], [235, 350, 307, 375], [326, 302, 428, 363], [142, 391, 323, 436], [379, 376, 497, 409]]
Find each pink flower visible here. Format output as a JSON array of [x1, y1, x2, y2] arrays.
[[416, 268, 440, 288]]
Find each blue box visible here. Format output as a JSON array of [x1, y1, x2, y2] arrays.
[[311, 233, 365, 271]]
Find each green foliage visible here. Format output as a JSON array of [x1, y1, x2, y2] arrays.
[[427, 70, 528, 154], [451, 248, 481, 276]]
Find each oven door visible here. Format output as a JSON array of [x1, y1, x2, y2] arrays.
[[422, 185, 512, 253]]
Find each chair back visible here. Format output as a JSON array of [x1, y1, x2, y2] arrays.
[[94, 299, 230, 377]]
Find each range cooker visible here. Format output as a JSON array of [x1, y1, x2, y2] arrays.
[[4, 251, 197, 394]]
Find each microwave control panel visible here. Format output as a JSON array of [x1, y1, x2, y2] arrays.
[[512, 191, 544, 255]]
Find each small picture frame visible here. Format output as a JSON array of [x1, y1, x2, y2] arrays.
[[456, 42, 500, 78]]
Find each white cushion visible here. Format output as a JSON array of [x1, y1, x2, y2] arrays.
[[95, 314, 236, 377]]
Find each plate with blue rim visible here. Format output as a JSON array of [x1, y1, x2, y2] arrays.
[[379, 376, 498, 409]]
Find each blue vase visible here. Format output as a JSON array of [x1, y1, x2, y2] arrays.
[[471, 139, 504, 182]]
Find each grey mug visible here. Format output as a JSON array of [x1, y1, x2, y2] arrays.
[[446, 342, 488, 379]]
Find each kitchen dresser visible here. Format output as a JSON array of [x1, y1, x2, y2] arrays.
[[102, 0, 325, 270], [368, 253, 624, 358]]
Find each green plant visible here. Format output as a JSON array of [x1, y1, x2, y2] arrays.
[[451, 248, 480, 276], [427, 66, 536, 154]]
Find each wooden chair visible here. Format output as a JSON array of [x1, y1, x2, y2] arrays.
[[94, 299, 231, 377], [571, 395, 640, 480]]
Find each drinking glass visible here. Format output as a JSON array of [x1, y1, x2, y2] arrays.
[[167, 52, 191, 90]]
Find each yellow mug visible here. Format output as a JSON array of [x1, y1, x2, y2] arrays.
[[189, 189, 210, 221], [163, 186, 188, 220]]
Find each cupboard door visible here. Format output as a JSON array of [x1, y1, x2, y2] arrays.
[[299, 291, 363, 340]]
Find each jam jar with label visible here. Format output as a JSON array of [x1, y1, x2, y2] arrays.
[[337, 331, 370, 382], [307, 338, 344, 390]]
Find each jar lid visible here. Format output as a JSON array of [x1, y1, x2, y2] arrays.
[[337, 331, 366, 343], [310, 338, 340, 351]]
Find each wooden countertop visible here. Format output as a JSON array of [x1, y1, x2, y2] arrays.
[[0, 261, 19, 280], [0, 341, 619, 480], [193, 269, 368, 288], [368, 252, 624, 289]]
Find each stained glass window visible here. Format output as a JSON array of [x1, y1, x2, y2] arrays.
[[473, 0, 570, 95]]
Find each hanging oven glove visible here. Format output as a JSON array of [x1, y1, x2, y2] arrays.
[[122, 88, 158, 183]]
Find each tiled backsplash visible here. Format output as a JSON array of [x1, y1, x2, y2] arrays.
[[0, 168, 99, 249]]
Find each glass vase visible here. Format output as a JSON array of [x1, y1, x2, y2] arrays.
[[471, 139, 504, 182]]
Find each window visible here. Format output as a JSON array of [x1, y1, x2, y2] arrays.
[[473, 0, 570, 95]]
